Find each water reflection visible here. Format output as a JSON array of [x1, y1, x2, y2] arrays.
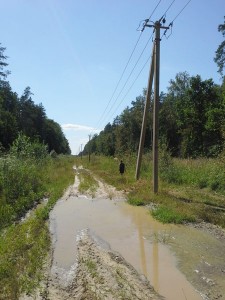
[[50, 195, 202, 300]]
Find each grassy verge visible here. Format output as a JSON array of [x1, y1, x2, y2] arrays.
[[77, 168, 99, 197], [0, 155, 76, 299], [77, 154, 225, 228]]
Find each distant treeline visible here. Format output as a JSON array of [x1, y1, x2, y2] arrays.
[[0, 44, 70, 154], [83, 72, 225, 158]]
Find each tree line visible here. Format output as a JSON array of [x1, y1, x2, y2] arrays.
[[0, 44, 70, 155], [83, 17, 225, 159], [83, 73, 225, 158]]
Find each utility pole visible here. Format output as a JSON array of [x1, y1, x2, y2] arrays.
[[135, 43, 155, 180], [136, 19, 169, 193], [152, 21, 160, 193], [88, 134, 91, 162], [80, 144, 83, 160]]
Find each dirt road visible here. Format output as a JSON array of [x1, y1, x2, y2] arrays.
[[47, 229, 164, 299], [21, 168, 225, 300]]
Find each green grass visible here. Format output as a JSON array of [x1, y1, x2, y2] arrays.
[[77, 153, 225, 228], [0, 154, 76, 299], [151, 206, 196, 224], [77, 169, 99, 196]]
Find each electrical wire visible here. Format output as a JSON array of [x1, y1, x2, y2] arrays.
[[95, 33, 143, 128], [98, 31, 154, 128], [161, 0, 192, 39], [159, 0, 176, 22], [171, 0, 192, 23], [149, 0, 162, 20], [109, 54, 152, 121], [95, 0, 162, 129], [99, 0, 193, 129]]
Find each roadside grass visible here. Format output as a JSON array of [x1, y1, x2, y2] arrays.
[[78, 154, 225, 228], [151, 206, 195, 224], [77, 168, 99, 197], [0, 155, 76, 299]]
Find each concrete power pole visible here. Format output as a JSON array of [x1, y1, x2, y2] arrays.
[[135, 43, 155, 180], [152, 21, 160, 193], [135, 19, 169, 193], [88, 134, 91, 162]]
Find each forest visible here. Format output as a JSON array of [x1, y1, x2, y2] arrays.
[[83, 17, 225, 159], [0, 44, 70, 155], [83, 72, 225, 158]]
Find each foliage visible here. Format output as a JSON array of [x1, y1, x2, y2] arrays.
[[10, 133, 48, 160], [79, 154, 225, 228], [0, 153, 76, 299], [0, 159, 46, 229], [0, 217, 50, 300], [77, 169, 99, 196], [0, 43, 10, 80], [84, 73, 225, 159], [214, 16, 225, 76], [0, 45, 70, 154], [151, 206, 195, 224]]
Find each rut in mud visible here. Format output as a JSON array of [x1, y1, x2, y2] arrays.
[[22, 167, 225, 300], [48, 230, 164, 300]]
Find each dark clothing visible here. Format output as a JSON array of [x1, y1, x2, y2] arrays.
[[119, 161, 125, 174]]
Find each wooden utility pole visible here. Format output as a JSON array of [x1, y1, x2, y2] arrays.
[[135, 19, 169, 193], [135, 43, 155, 180]]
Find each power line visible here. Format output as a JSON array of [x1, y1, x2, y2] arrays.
[[98, 32, 154, 128], [95, 32, 143, 128], [96, 0, 162, 129], [161, 0, 192, 39], [171, 0, 192, 23], [149, 0, 162, 20], [159, 0, 176, 21], [96, 0, 192, 130], [108, 52, 153, 122]]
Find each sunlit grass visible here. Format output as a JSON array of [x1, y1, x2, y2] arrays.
[[77, 154, 225, 227], [0, 155, 76, 299], [77, 169, 99, 197]]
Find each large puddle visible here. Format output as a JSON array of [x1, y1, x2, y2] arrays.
[[49, 179, 225, 300]]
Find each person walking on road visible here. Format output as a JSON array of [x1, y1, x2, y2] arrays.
[[119, 160, 125, 175]]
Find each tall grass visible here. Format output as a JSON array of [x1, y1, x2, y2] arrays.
[[0, 154, 76, 299], [78, 152, 225, 228]]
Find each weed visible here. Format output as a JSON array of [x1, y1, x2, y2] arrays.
[[151, 230, 172, 244], [151, 206, 195, 224], [0, 154, 76, 298], [84, 259, 98, 278], [77, 169, 98, 196]]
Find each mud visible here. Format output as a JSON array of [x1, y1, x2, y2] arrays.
[[48, 230, 164, 300], [21, 168, 225, 300]]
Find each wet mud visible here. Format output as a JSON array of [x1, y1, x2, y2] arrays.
[[48, 173, 225, 300]]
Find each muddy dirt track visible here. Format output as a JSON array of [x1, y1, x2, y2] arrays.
[[21, 167, 225, 300]]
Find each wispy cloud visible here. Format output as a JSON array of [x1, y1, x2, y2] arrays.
[[61, 123, 100, 133]]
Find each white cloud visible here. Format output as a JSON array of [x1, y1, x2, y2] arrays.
[[61, 123, 101, 154], [61, 123, 100, 133]]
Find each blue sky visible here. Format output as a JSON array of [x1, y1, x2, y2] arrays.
[[1, 0, 224, 154]]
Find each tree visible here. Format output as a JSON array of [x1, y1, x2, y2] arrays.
[[214, 16, 225, 76], [0, 44, 10, 80], [19, 87, 46, 139], [0, 82, 19, 150], [160, 73, 224, 157], [43, 119, 71, 154]]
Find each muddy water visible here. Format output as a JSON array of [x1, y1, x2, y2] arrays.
[[49, 185, 219, 300]]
